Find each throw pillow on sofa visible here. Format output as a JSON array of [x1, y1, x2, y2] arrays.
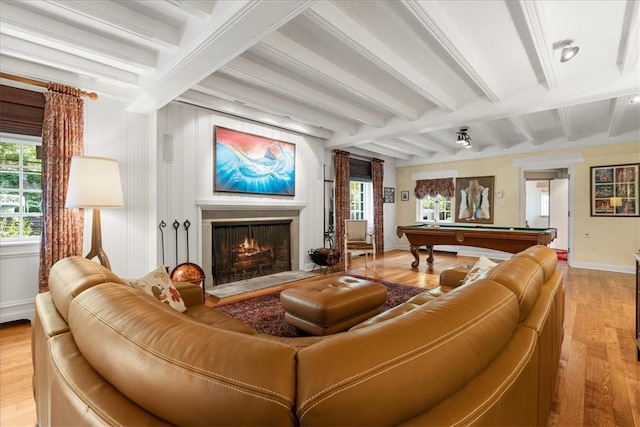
[[462, 256, 498, 285], [128, 266, 187, 312]]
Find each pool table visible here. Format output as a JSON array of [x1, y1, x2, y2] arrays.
[[396, 224, 557, 267]]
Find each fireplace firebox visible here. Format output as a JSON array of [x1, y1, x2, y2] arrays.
[[211, 220, 291, 286]]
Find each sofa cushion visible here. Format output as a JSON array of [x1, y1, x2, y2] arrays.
[[296, 279, 520, 426], [462, 255, 498, 285], [69, 284, 298, 426], [49, 256, 128, 322], [516, 245, 558, 281], [483, 257, 544, 322], [128, 266, 187, 312]]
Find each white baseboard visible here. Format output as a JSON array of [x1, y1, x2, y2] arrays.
[[390, 245, 634, 274], [0, 297, 35, 323]]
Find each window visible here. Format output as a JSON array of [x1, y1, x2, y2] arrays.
[[419, 194, 453, 223], [350, 181, 365, 219], [0, 134, 43, 239], [349, 181, 373, 220], [540, 192, 549, 217]]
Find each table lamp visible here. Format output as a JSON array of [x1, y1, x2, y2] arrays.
[[65, 156, 124, 270]]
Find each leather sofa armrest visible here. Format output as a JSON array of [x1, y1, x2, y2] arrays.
[[440, 265, 472, 288], [173, 281, 204, 307]]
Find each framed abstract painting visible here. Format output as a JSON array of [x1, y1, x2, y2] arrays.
[[590, 163, 638, 216], [214, 127, 296, 196]]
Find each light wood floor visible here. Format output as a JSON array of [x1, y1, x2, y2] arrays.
[[1, 250, 638, 426]]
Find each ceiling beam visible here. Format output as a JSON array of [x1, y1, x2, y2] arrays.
[[619, 0, 640, 75], [398, 134, 456, 155], [194, 74, 358, 134], [518, 0, 559, 90], [178, 90, 332, 139], [223, 56, 386, 127], [307, 1, 456, 112], [45, 0, 181, 47], [361, 142, 413, 160], [472, 122, 511, 148], [126, 0, 315, 113], [326, 70, 639, 148], [401, 0, 503, 102], [557, 108, 576, 141], [607, 95, 632, 137], [256, 32, 418, 120], [508, 116, 536, 144], [382, 138, 434, 157], [0, 2, 156, 72], [0, 35, 139, 86]]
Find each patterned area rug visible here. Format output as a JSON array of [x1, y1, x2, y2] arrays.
[[214, 276, 426, 338]]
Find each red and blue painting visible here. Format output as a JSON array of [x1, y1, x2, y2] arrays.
[[214, 127, 296, 196]]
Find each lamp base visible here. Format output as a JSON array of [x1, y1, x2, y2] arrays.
[[85, 208, 111, 270]]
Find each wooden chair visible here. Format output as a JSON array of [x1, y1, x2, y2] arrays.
[[344, 219, 375, 271]]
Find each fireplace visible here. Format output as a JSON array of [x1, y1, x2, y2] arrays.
[[201, 209, 300, 289], [211, 220, 291, 285]]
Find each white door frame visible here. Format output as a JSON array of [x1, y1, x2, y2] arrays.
[[513, 153, 584, 266]]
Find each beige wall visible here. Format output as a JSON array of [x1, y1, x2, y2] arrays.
[[395, 142, 640, 271]]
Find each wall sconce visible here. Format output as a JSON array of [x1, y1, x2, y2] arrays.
[[65, 156, 124, 270]]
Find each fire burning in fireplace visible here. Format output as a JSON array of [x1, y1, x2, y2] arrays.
[[232, 237, 274, 269], [212, 220, 291, 285]]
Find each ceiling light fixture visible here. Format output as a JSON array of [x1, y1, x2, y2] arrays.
[[456, 127, 472, 149], [559, 39, 579, 63], [629, 94, 640, 104]]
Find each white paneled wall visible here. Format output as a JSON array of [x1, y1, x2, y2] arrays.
[[83, 97, 156, 279], [157, 102, 328, 277], [0, 97, 155, 322]]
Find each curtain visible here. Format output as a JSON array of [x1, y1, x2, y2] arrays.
[[372, 158, 384, 254], [38, 89, 85, 292], [414, 178, 454, 199], [334, 150, 350, 263]]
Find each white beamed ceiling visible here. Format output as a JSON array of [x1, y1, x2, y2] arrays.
[[1, 0, 638, 164]]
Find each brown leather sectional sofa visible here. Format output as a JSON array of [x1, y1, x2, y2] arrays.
[[33, 245, 563, 426]]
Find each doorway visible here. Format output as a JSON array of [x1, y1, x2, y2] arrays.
[[523, 169, 569, 252]]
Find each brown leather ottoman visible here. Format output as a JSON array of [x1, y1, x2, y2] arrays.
[[280, 276, 387, 336]]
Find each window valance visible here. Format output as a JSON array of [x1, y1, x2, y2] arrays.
[[414, 178, 454, 199]]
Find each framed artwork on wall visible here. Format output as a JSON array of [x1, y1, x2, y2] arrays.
[[384, 187, 395, 203], [590, 163, 639, 217], [401, 190, 410, 201], [455, 176, 494, 224], [214, 127, 295, 196]]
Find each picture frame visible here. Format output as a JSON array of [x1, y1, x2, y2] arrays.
[[214, 126, 295, 196], [401, 190, 410, 201], [383, 187, 395, 203], [590, 163, 639, 217], [455, 176, 495, 224]]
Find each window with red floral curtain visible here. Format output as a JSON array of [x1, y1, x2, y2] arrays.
[[414, 178, 454, 199], [38, 89, 84, 292]]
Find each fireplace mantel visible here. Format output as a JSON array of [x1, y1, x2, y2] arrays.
[[197, 198, 306, 211]]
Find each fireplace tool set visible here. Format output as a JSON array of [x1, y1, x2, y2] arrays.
[[158, 219, 206, 298]]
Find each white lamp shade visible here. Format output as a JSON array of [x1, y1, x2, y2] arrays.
[[65, 156, 124, 208]]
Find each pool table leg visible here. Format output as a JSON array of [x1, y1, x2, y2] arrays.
[[410, 246, 420, 268], [426, 245, 434, 263]]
